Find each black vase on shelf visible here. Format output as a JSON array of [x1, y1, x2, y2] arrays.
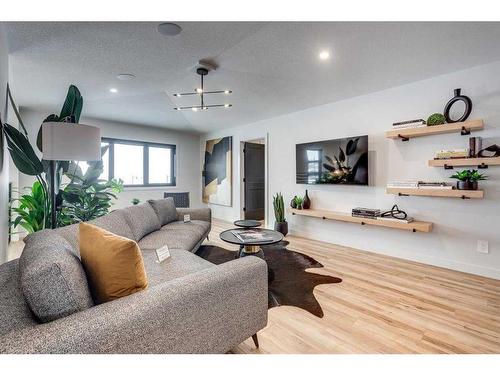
[[302, 190, 311, 209], [290, 196, 297, 209], [444, 88, 472, 123]]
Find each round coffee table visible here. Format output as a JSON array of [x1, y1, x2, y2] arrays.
[[219, 228, 283, 259], [234, 219, 262, 229]]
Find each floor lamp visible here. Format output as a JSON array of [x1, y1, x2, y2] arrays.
[[42, 122, 101, 229]]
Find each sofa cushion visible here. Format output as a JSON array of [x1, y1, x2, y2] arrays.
[[161, 220, 210, 238], [20, 230, 94, 323], [148, 197, 177, 226], [0, 259, 37, 335], [90, 210, 135, 241], [79, 223, 148, 304], [52, 210, 135, 254], [141, 248, 214, 287], [122, 203, 161, 241], [138, 220, 210, 252]]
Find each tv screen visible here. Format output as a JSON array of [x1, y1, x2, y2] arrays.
[[296, 135, 368, 185]]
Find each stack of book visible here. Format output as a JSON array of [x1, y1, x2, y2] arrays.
[[417, 181, 453, 190], [391, 119, 426, 130], [387, 180, 452, 190], [352, 207, 381, 219], [387, 180, 419, 189], [434, 149, 469, 159]]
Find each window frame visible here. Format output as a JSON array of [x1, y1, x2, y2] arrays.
[[102, 137, 177, 188]]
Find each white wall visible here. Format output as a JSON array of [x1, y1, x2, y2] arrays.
[[16, 108, 202, 210], [0, 25, 9, 263], [202, 60, 500, 279]]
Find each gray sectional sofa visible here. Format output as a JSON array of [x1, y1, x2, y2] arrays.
[[0, 198, 268, 354]]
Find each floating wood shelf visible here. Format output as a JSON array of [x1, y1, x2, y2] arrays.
[[386, 187, 484, 199], [428, 157, 500, 169], [385, 119, 484, 141], [290, 208, 432, 233]]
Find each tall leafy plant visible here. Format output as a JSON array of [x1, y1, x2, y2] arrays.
[[2, 84, 84, 228], [4, 84, 121, 232]]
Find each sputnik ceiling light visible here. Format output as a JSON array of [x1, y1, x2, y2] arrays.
[[173, 67, 232, 111]]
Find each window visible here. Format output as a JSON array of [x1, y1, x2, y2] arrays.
[[100, 138, 176, 187]]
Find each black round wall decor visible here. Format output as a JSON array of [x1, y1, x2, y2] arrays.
[[444, 88, 472, 123]]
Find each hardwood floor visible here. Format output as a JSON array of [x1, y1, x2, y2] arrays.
[[208, 219, 500, 354]]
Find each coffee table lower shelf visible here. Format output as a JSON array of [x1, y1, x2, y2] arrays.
[[291, 208, 432, 233]]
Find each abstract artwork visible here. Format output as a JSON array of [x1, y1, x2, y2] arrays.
[[202, 136, 232, 206]]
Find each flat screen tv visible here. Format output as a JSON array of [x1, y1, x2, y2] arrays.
[[296, 135, 368, 185]]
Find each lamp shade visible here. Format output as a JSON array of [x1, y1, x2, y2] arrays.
[[42, 122, 101, 161]]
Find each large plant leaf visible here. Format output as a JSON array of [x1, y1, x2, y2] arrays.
[[36, 114, 60, 152], [346, 138, 359, 156], [59, 85, 82, 121], [323, 163, 335, 172], [338, 147, 346, 163], [2, 123, 44, 175], [348, 152, 368, 182]]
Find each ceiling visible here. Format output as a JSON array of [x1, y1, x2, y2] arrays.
[[5, 22, 500, 134]]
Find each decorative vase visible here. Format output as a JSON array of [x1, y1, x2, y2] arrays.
[[444, 88, 472, 123], [457, 181, 478, 190], [302, 190, 311, 209], [274, 221, 288, 237], [290, 196, 297, 208]]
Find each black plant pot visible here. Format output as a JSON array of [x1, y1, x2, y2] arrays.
[[274, 221, 288, 237], [456, 181, 478, 190]]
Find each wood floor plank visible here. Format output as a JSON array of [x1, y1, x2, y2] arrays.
[[208, 219, 500, 354]]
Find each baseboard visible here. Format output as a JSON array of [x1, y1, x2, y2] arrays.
[[289, 228, 500, 280]]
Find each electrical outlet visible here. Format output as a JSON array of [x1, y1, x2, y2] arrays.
[[477, 240, 489, 254]]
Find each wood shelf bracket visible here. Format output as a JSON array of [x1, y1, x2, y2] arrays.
[[461, 126, 471, 136], [398, 134, 409, 142], [478, 163, 488, 169], [398, 192, 410, 197]]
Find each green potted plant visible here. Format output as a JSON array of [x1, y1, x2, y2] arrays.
[[450, 169, 487, 190], [294, 196, 304, 210], [273, 193, 288, 236]]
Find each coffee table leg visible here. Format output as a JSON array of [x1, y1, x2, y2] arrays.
[[240, 245, 265, 260]]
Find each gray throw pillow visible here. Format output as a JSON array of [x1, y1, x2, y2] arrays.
[[20, 230, 94, 323], [122, 203, 162, 241], [148, 197, 178, 226]]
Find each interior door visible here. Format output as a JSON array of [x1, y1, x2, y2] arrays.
[[244, 142, 265, 220]]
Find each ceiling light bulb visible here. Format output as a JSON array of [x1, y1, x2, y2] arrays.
[[174, 93, 181, 97], [192, 107, 198, 112], [196, 88, 203, 94], [117, 73, 136, 81], [203, 107, 208, 110], [224, 104, 231, 108], [109, 88, 118, 93], [224, 90, 231, 94], [174, 107, 179, 110], [319, 51, 330, 60]]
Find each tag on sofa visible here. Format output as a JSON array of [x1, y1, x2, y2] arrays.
[[155, 245, 171, 263], [183, 214, 191, 223]]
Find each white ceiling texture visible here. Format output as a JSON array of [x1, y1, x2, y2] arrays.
[[5, 22, 500, 133]]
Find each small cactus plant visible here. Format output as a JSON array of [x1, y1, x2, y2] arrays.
[[273, 193, 286, 223]]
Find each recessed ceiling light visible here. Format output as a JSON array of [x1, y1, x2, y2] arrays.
[[117, 73, 136, 81], [224, 104, 231, 108], [319, 51, 330, 60], [224, 90, 231, 94], [191, 107, 198, 112], [109, 88, 118, 93], [196, 88, 203, 94], [158, 22, 182, 36]]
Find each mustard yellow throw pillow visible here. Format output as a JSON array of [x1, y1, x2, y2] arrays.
[[79, 222, 148, 304]]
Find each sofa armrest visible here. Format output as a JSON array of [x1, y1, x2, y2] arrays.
[[176, 207, 211, 223], [0, 256, 268, 354]]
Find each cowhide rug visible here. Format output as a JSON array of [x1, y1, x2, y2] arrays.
[[195, 242, 342, 318]]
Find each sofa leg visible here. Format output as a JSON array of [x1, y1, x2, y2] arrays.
[[252, 333, 259, 348]]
